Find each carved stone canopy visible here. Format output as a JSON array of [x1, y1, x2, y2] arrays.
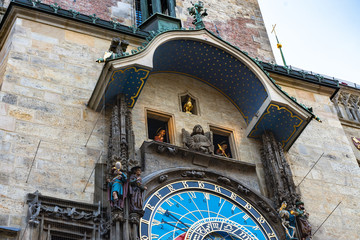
[[88, 30, 313, 150]]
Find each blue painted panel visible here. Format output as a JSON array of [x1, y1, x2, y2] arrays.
[[104, 66, 150, 107], [249, 103, 305, 147]]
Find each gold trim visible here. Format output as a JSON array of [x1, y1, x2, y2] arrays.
[[249, 103, 304, 147], [108, 67, 151, 108]]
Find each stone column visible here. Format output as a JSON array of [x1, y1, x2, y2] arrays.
[[260, 131, 299, 208]]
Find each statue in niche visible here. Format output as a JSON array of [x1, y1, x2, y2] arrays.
[[129, 167, 147, 213], [183, 97, 194, 114], [107, 162, 127, 209], [182, 124, 214, 154], [293, 201, 312, 240], [278, 202, 297, 240]]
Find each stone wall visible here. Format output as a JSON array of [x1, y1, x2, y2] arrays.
[[176, 0, 274, 62], [0, 18, 109, 230], [277, 82, 360, 240], [3, 0, 274, 62]]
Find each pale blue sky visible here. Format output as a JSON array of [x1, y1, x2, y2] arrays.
[[258, 0, 360, 85]]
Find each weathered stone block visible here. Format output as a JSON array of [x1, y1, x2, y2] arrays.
[[0, 116, 16, 131], [1, 93, 17, 105]]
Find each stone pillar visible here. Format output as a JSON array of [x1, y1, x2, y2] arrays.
[[260, 131, 299, 208], [332, 92, 343, 118], [340, 92, 353, 120]]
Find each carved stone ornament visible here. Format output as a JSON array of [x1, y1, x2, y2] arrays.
[[237, 184, 250, 195], [182, 125, 214, 154], [217, 176, 231, 186], [158, 174, 169, 183], [181, 170, 206, 178], [261, 131, 300, 208]]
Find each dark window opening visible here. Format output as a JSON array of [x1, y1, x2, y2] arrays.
[[213, 133, 232, 158], [147, 0, 153, 16], [147, 118, 169, 143], [161, 0, 169, 15], [210, 126, 234, 158], [51, 236, 77, 240], [135, 0, 142, 26], [147, 111, 173, 143]]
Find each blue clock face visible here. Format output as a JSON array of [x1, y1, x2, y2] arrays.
[[140, 181, 278, 240]]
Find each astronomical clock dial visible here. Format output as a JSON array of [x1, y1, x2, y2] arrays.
[[140, 181, 278, 240]]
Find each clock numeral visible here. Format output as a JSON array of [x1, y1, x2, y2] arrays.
[[245, 203, 252, 210], [156, 207, 166, 215], [230, 192, 237, 200], [168, 185, 175, 192], [152, 219, 161, 226], [151, 234, 159, 239], [243, 214, 249, 221], [267, 232, 276, 238], [165, 199, 174, 206], [198, 181, 205, 188], [145, 203, 154, 211], [214, 185, 221, 193], [140, 219, 149, 225], [203, 192, 210, 200], [182, 181, 189, 188], [189, 191, 197, 198], [140, 236, 149, 240], [231, 205, 236, 214], [257, 216, 265, 223], [155, 191, 162, 199]]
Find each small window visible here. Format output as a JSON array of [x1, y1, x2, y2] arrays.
[[210, 126, 236, 159], [146, 110, 174, 144]]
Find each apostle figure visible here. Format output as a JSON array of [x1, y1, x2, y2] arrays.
[[278, 202, 297, 240], [107, 162, 127, 209], [154, 128, 166, 142], [129, 166, 147, 212], [182, 124, 214, 154], [293, 201, 312, 240]]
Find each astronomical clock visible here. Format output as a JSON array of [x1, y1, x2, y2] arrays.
[[140, 180, 279, 240]]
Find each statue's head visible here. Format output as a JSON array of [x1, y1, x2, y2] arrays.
[[192, 124, 204, 135]]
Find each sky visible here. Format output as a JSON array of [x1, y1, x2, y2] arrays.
[[257, 0, 360, 85]]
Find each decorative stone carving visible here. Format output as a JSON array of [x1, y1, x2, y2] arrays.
[[237, 184, 250, 195], [182, 125, 214, 154], [181, 170, 206, 178], [217, 176, 231, 185], [188, 1, 208, 29], [332, 89, 360, 123], [158, 174, 168, 183], [260, 131, 300, 208]]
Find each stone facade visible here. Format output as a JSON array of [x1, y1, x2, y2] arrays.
[[0, 17, 109, 237], [0, 1, 359, 240], [1, 0, 274, 62]]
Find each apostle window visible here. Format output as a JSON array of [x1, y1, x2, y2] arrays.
[[146, 110, 174, 144], [210, 126, 235, 159]]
